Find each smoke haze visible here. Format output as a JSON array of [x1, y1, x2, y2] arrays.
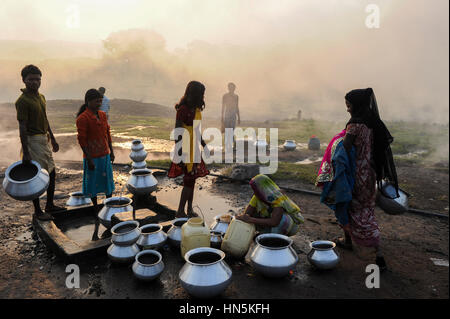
[[0, 0, 448, 123]]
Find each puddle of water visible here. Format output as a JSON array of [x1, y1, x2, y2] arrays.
[[56, 215, 109, 246], [112, 136, 173, 153], [52, 176, 239, 246], [151, 177, 241, 227]]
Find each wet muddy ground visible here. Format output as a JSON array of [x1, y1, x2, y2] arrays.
[[0, 160, 448, 299]]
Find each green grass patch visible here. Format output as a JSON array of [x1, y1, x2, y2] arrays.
[[268, 161, 320, 184]]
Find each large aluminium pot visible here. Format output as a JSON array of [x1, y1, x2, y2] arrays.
[[376, 181, 409, 215], [98, 197, 133, 228], [179, 247, 232, 298], [250, 233, 298, 278], [3, 160, 50, 201], [136, 224, 167, 250], [307, 240, 340, 270], [167, 218, 188, 248], [126, 168, 158, 196], [132, 250, 165, 281]]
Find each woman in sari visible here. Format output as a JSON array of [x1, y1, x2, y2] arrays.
[[168, 81, 209, 218], [330, 88, 396, 271], [236, 174, 304, 236]]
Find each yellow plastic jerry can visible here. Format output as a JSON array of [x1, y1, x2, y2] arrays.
[[180, 217, 210, 258], [221, 218, 255, 258]]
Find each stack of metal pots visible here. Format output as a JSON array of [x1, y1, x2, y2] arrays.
[[129, 139, 148, 169], [107, 221, 141, 263], [127, 139, 158, 196]]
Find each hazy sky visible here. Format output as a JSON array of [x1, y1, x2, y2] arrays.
[[1, 0, 445, 49], [0, 0, 448, 123]]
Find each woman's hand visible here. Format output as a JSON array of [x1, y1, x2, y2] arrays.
[[236, 214, 251, 223], [51, 137, 59, 152], [110, 152, 115, 163]]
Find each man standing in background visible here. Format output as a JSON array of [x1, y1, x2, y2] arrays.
[[16, 65, 65, 221], [221, 82, 240, 150], [98, 87, 110, 119]]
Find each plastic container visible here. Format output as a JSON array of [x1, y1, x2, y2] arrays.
[[180, 216, 210, 258], [221, 218, 255, 258]]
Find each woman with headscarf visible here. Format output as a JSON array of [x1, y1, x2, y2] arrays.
[[340, 88, 397, 271], [236, 174, 304, 236], [76, 88, 115, 240], [168, 81, 209, 218]]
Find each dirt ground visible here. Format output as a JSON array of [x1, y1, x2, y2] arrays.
[[0, 155, 448, 300]]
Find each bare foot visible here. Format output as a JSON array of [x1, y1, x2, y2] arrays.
[[175, 212, 187, 218], [187, 208, 198, 218]]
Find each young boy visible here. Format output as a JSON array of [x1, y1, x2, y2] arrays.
[[15, 65, 65, 221]]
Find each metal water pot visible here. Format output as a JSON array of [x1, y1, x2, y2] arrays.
[[107, 242, 140, 263], [107, 221, 141, 263], [129, 149, 148, 162], [3, 160, 49, 201], [136, 224, 167, 250], [98, 197, 133, 228], [308, 136, 321, 150], [376, 181, 409, 215], [131, 139, 144, 152], [167, 218, 188, 248], [132, 160, 147, 169], [283, 140, 297, 151], [111, 221, 141, 246], [307, 240, 340, 270], [179, 247, 232, 298], [132, 250, 165, 281], [209, 213, 234, 235], [126, 168, 158, 195], [66, 191, 92, 207], [250, 233, 299, 278]]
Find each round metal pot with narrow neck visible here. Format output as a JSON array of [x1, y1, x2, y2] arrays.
[[136, 223, 167, 250], [126, 168, 158, 196], [178, 247, 232, 298], [307, 240, 340, 270], [132, 160, 147, 169], [107, 242, 140, 264], [131, 139, 144, 152], [132, 250, 164, 281], [3, 160, 50, 201], [167, 218, 188, 248], [250, 233, 299, 278], [111, 220, 141, 246], [129, 149, 147, 162], [98, 196, 133, 228]]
